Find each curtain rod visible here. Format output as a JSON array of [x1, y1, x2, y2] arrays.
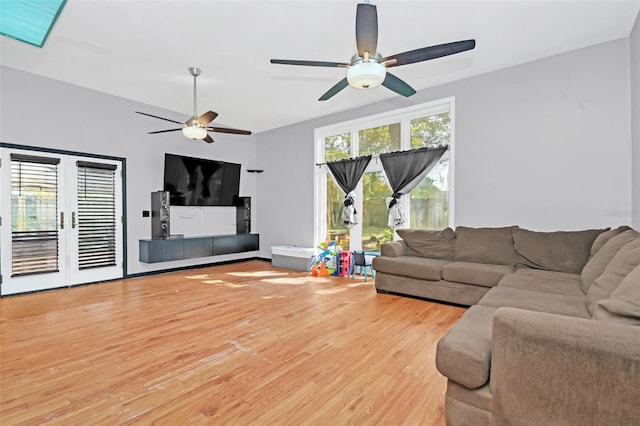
[[316, 156, 377, 167], [315, 144, 448, 167]]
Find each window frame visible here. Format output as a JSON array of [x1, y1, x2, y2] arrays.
[[314, 97, 456, 248]]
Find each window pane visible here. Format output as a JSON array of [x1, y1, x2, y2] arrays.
[[325, 133, 351, 250], [409, 113, 451, 229], [362, 171, 392, 251], [410, 159, 450, 230], [410, 113, 450, 148], [11, 160, 59, 276], [359, 122, 401, 155]]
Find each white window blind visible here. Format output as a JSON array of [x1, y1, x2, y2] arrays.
[[10, 154, 60, 276], [76, 161, 117, 270]]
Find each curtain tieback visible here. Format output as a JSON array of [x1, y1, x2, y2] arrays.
[[388, 193, 401, 208]]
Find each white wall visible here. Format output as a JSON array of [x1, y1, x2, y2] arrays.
[[631, 13, 640, 229], [0, 67, 259, 275], [256, 38, 633, 257]]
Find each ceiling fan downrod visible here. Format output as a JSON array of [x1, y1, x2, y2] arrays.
[[189, 66, 201, 119]]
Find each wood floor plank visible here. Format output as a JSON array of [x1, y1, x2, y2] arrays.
[[0, 260, 465, 425]]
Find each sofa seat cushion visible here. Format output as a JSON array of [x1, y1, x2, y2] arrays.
[[371, 256, 449, 281], [479, 287, 590, 318], [454, 226, 517, 266], [442, 262, 514, 288], [436, 305, 498, 389], [497, 269, 584, 297], [446, 380, 492, 413]]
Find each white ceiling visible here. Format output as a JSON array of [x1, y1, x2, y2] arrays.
[[1, 0, 639, 133]]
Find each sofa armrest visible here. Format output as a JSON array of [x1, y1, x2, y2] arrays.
[[380, 241, 407, 257], [491, 307, 640, 426]]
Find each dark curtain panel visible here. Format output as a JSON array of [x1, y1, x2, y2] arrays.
[[326, 156, 372, 194], [326, 155, 372, 228], [379, 146, 448, 226]]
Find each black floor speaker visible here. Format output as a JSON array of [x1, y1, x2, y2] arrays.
[[151, 191, 171, 239], [235, 196, 251, 234]]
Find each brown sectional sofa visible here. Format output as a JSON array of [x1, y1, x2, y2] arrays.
[[372, 226, 640, 425]]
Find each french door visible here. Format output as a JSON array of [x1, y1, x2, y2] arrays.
[[0, 147, 124, 295]]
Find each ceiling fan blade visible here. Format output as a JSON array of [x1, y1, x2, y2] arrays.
[[355, 3, 378, 58], [270, 59, 349, 68], [147, 128, 183, 134], [382, 73, 416, 97], [135, 111, 183, 125], [383, 39, 476, 68], [319, 78, 349, 101], [196, 111, 218, 126], [208, 127, 252, 135], [203, 134, 214, 143]]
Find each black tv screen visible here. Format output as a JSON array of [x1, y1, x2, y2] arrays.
[[163, 153, 241, 206]]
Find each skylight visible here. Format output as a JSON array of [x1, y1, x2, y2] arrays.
[[0, 0, 66, 48]]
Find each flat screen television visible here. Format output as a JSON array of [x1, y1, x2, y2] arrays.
[[163, 153, 241, 206]]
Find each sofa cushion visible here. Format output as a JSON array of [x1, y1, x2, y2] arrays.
[[446, 381, 492, 413], [513, 228, 605, 274], [479, 287, 590, 318], [442, 262, 514, 288], [396, 228, 455, 260], [379, 240, 407, 257], [454, 226, 517, 266], [593, 265, 640, 326], [498, 271, 584, 297], [581, 229, 639, 293], [436, 305, 498, 389], [590, 225, 631, 258], [587, 237, 640, 315], [371, 256, 449, 281], [514, 268, 581, 282]]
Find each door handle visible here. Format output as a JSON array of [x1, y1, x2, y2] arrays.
[[60, 212, 64, 229], [71, 212, 76, 229]]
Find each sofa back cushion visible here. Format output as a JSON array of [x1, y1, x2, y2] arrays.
[[593, 264, 640, 325], [581, 229, 640, 294], [587, 236, 640, 315], [513, 228, 605, 274], [590, 226, 631, 258], [454, 226, 517, 266], [396, 228, 455, 260]]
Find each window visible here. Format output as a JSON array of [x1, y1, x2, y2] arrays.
[[324, 133, 351, 250], [409, 113, 451, 231], [315, 98, 454, 250]]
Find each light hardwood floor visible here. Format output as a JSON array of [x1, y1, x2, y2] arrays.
[[0, 260, 465, 425]]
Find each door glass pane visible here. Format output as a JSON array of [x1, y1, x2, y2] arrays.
[[409, 113, 451, 229], [325, 133, 351, 250], [11, 158, 59, 276], [77, 163, 117, 269], [359, 122, 401, 155], [362, 171, 392, 251]]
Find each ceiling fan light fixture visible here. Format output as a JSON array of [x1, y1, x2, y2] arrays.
[[182, 124, 207, 140], [347, 61, 386, 89]]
